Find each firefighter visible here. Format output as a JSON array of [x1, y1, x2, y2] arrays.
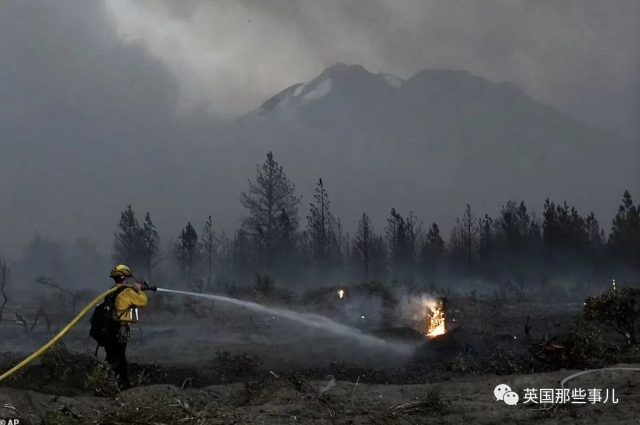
[[90, 264, 154, 390]]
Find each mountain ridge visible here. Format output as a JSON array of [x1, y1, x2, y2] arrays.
[[211, 62, 636, 242], [1, 62, 636, 256], [252, 63, 599, 142]]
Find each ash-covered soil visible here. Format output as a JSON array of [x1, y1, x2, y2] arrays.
[[1, 365, 638, 424], [1, 288, 638, 423]]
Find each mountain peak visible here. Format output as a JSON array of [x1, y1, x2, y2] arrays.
[[318, 63, 405, 88], [406, 68, 524, 99], [317, 63, 369, 79], [234, 63, 632, 236], [256, 63, 533, 116], [320, 62, 350, 73], [257, 63, 405, 113]]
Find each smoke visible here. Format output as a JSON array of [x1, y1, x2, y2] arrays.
[[157, 288, 414, 355], [103, 0, 640, 137], [397, 294, 438, 334], [1, 0, 637, 263]]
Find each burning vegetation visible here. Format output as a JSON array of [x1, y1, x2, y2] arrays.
[[400, 295, 447, 339], [424, 298, 446, 338]]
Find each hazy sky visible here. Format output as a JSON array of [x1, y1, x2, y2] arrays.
[[104, 0, 639, 137], [0, 0, 638, 257]]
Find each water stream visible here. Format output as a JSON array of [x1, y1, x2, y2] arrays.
[[157, 288, 414, 355]]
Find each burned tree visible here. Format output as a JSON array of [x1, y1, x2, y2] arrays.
[[335, 217, 347, 270], [353, 212, 375, 280], [15, 304, 51, 334], [214, 231, 234, 287], [608, 190, 640, 268], [241, 152, 300, 271], [585, 212, 604, 254], [231, 228, 256, 278], [274, 207, 298, 273], [305, 178, 339, 270], [449, 204, 478, 272], [202, 215, 218, 291], [176, 222, 201, 291], [543, 200, 589, 253], [477, 214, 495, 272], [140, 212, 160, 280], [462, 204, 477, 272], [420, 223, 445, 278], [0, 258, 9, 323], [385, 209, 418, 277], [495, 201, 532, 255], [113, 204, 144, 269], [35, 275, 83, 314], [370, 235, 388, 280]]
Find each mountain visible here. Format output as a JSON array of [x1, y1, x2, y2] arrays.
[[1, 62, 637, 254], [203, 63, 637, 233]]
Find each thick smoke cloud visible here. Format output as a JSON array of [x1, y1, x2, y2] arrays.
[[0, 0, 638, 259], [0, 1, 192, 256], [105, 0, 640, 137]]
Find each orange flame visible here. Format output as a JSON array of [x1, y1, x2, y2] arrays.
[[424, 299, 446, 338], [337, 289, 345, 300]]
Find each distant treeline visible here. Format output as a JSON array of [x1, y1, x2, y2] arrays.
[[109, 152, 639, 290], [7, 152, 640, 292]]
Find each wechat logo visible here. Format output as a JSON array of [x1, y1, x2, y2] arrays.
[[494, 384, 519, 406]]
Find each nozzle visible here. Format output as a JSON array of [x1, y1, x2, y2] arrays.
[[138, 280, 157, 292]]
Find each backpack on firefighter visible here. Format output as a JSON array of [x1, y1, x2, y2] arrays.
[[89, 264, 134, 354], [89, 285, 128, 352]]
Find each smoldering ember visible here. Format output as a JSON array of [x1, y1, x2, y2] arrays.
[[0, 1, 639, 424]]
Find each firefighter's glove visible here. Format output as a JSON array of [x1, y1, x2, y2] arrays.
[[140, 280, 157, 292]]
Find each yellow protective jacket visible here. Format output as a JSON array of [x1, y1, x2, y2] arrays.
[[114, 284, 148, 323]]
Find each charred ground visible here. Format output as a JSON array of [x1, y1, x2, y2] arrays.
[[1, 280, 639, 424]]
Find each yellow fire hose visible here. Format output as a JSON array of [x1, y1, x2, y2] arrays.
[[0, 286, 121, 384]]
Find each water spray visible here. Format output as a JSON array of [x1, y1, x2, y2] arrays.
[[0, 284, 414, 383], [156, 288, 413, 354]]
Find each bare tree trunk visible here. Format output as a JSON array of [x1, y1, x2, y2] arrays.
[[147, 233, 152, 281], [0, 293, 6, 322], [0, 260, 9, 323]]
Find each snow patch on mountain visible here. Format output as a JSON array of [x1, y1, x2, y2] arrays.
[[382, 73, 404, 88], [301, 78, 332, 105], [293, 83, 307, 97]]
